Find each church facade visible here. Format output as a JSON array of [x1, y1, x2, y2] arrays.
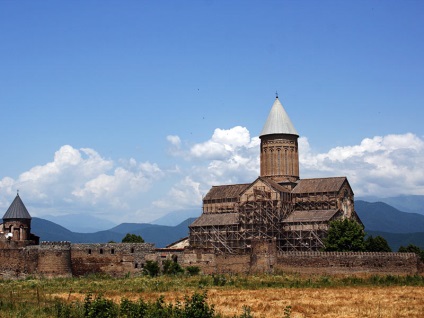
[[189, 97, 362, 253]]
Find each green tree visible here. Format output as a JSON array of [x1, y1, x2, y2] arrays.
[[121, 233, 144, 243], [324, 218, 365, 252], [365, 235, 392, 252], [143, 260, 160, 277], [398, 244, 424, 261]]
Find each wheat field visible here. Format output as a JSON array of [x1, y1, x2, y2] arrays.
[[55, 285, 424, 317]]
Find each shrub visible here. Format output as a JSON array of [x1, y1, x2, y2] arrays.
[[143, 260, 160, 277], [162, 259, 184, 275], [186, 266, 201, 276]]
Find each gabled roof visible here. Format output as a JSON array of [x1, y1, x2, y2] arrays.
[[291, 177, 348, 194], [3, 194, 32, 220], [259, 177, 291, 193], [260, 97, 298, 137], [203, 183, 251, 201], [283, 210, 339, 223], [190, 213, 239, 227]]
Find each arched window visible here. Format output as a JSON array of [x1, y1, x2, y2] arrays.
[[99, 248, 104, 254], [111, 248, 115, 255], [88, 249, 92, 255]]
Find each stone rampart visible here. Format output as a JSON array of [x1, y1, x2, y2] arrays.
[[275, 251, 420, 275], [37, 242, 72, 277], [70, 243, 155, 276]]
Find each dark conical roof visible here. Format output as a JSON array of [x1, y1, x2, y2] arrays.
[[3, 194, 32, 220]]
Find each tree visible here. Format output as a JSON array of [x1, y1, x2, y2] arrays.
[[323, 218, 365, 252], [398, 244, 424, 261], [121, 233, 144, 243], [162, 259, 184, 275], [143, 260, 160, 277], [365, 235, 392, 252]]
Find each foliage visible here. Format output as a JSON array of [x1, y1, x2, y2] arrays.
[[365, 235, 392, 252], [121, 233, 144, 243], [162, 259, 184, 275], [143, 260, 160, 277], [84, 293, 119, 318], [324, 218, 365, 252], [398, 244, 424, 261], [185, 266, 201, 276]]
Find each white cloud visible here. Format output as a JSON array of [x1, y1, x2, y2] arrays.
[[1, 130, 424, 224], [0, 146, 164, 218], [299, 133, 424, 197], [152, 176, 203, 210]]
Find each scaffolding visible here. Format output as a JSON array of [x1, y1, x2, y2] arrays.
[[190, 185, 292, 254]]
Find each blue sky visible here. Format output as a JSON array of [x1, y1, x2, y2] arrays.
[[1, 1, 423, 223]]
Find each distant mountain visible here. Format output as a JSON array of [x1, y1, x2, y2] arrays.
[[32, 217, 123, 243], [151, 209, 201, 226], [356, 200, 424, 233], [31, 217, 196, 247], [42, 213, 117, 233], [358, 195, 424, 215]]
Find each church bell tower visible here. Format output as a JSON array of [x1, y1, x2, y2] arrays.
[[260, 96, 299, 186]]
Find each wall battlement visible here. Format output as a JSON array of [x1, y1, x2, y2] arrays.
[[0, 241, 421, 279]]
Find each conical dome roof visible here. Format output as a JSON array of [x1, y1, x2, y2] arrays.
[[260, 97, 298, 137], [3, 193, 31, 220]]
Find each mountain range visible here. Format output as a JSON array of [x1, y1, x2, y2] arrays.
[[30, 198, 424, 250]]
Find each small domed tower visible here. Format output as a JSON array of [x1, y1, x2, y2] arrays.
[[260, 96, 299, 187], [2, 192, 32, 242]]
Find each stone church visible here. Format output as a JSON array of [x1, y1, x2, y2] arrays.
[[189, 97, 362, 253]]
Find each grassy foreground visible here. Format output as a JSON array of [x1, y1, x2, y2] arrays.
[[0, 273, 424, 317]]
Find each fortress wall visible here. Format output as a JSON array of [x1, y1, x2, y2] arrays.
[[70, 243, 155, 276], [0, 247, 38, 279], [275, 252, 420, 275], [181, 248, 421, 276], [181, 250, 216, 274], [37, 242, 72, 277]]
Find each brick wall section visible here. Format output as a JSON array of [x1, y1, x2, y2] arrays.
[[70, 243, 155, 276], [275, 251, 420, 275], [37, 242, 72, 277], [0, 247, 38, 279]]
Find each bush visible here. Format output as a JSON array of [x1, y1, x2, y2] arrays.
[[143, 260, 160, 277], [162, 259, 184, 275], [186, 266, 201, 276], [84, 293, 119, 318]]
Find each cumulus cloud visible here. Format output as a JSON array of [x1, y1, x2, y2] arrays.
[[0, 145, 164, 217], [2, 129, 424, 224], [299, 133, 424, 197], [152, 176, 203, 210], [168, 128, 424, 203]]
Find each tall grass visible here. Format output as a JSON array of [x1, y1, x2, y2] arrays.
[[0, 273, 423, 317]]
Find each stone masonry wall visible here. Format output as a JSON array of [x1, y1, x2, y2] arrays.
[[37, 242, 72, 277], [70, 243, 156, 276], [275, 251, 420, 275]]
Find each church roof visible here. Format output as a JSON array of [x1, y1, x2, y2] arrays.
[[283, 210, 339, 223], [292, 177, 347, 194], [203, 183, 251, 201], [260, 97, 298, 137], [3, 194, 32, 220], [190, 213, 239, 227]]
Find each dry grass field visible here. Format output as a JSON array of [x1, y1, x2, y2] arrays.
[[53, 285, 424, 317], [2, 274, 424, 317]]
